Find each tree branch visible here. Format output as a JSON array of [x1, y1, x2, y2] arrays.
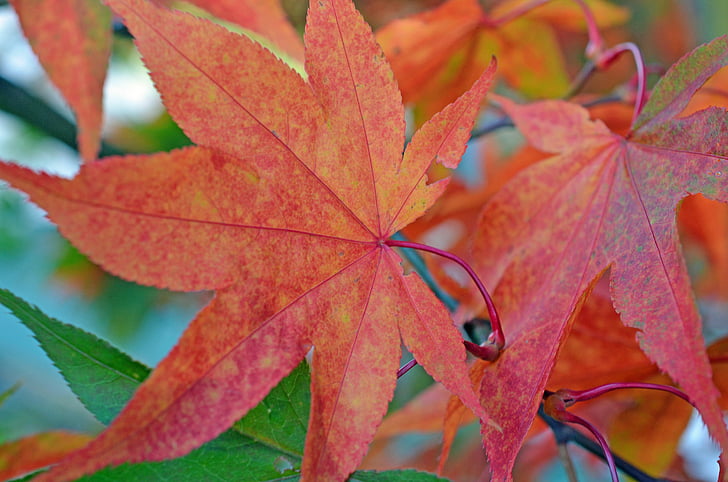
[[538, 405, 667, 482], [0, 75, 123, 158]]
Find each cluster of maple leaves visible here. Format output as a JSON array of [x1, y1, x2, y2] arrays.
[[0, 0, 727, 480]]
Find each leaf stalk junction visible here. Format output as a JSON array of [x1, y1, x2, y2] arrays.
[[543, 382, 694, 481], [386, 238, 505, 369]]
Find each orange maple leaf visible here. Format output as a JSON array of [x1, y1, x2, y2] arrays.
[[0, 0, 494, 480], [9, 0, 112, 162], [472, 35, 728, 479], [376, 0, 628, 123]]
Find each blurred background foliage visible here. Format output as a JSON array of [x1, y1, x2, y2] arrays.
[[0, 1, 725, 481]]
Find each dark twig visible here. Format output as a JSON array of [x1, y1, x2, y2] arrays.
[[538, 405, 665, 482], [564, 61, 597, 99], [113, 20, 133, 39], [0, 75, 124, 158], [469, 116, 514, 141], [557, 442, 579, 482]]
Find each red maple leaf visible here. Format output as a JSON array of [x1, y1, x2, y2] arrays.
[[0, 0, 494, 480], [0, 431, 93, 482], [472, 35, 728, 479]]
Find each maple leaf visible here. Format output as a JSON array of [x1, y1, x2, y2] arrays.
[[471, 35, 728, 479], [9, 0, 112, 162], [0, 0, 494, 480]]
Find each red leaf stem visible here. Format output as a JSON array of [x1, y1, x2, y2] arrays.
[[573, 0, 604, 59], [397, 358, 418, 378], [385, 239, 505, 352], [595, 42, 647, 125], [557, 382, 692, 407], [558, 410, 619, 481], [544, 394, 619, 482]]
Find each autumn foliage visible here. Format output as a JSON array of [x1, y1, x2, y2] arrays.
[[0, 0, 726, 481]]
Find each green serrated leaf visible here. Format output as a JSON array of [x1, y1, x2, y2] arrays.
[[1, 288, 316, 480], [233, 361, 310, 457], [0, 288, 150, 425], [76, 431, 302, 481], [76, 363, 312, 481], [348, 469, 449, 481]]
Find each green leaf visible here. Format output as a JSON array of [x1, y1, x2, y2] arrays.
[[78, 362, 312, 480], [233, 361, 310, 457], [348, 470, 449, 481], [76, 431, 302, 481], [0, 288, 150, 425], [0, 288, 310, 479]]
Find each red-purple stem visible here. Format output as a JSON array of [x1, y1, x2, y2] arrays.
[[397, 358, 418, 378], [385, 239, 505, 350], [559, 382, 691, 407], [572, 0, 603, 58], [595, 42, 647, 126], [557, 409, 619, 482], [462, 340, 500, 362]]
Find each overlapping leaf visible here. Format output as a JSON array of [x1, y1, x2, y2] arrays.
[[0, 0, 494, 480], [472, 35, 728, 479], [0, 431, 94, 481], [9, 0, 112, 162]]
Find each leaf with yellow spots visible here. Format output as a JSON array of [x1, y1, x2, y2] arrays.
[[0, 0, 494, 480]]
